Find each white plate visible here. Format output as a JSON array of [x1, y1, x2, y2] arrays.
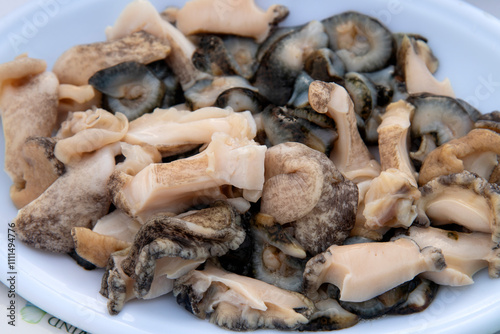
[[1, 0, 500, 333]]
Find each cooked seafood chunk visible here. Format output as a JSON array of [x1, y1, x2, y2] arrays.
[[115, 142, 162, 176], [338, 276, 438, 318], [221, 35, 260, 79], [0, 55, 46, 83], [409, 93, 474, 162], [57, 84, 98, 114], [252, 213, 306, 259], [192, 35, 259, 79], [309, 80, 381, 239], [475, 110, 500, 133], [260, 142, 358, 255], [457, 98, 482, 122], [100, 248, 183, 315], [410, 133, 437, 169], [363, 100, 421, 229], [92, 209, 141, 243], [303, 237, 445, 302], [417, 171, 500, 245], [389, 277, 439, 315], [343, 72, 378, 123], [173, 262, 314, 331], [192, 35, 241, 77], [110, 133, 266, 220], [489, 161, 500, 185], [253, 21, 328, 105], [214, 87, 268, 114], [105, 0, 209, 90], [124, 201, 244, 296], [333, 236, 436, 318], [394, 33, 439, 74], [346, 67, 395, 144], [322, 11, 394, 72], [363, 169, 421, 229], [304, 48, 345, 83], [171, 0, 288, 42], [54, 108, 128, 164], [397, 35, 454, 97], [146, 60, 184, 109], [72, 227, 131, 268], [363, 65, 406, 103], [287, 72, 315, 108], [256, 25, 296, 62], [101, 201, 245, 314], [184, 76, 256, 110], [261, 105, 337, 155], [299, 298, 358, 331], [251, 213, 306, 291], [124, 107, 256, 157], [10, 137, 65, 209], [14, 143, 121, 253], [53, 31, 171, 86], [408, 226, 500, 284], [253, 243, 305, 292], [89, 61, 166, 121], [0, 57, 58, 193], [418, 129, 500, 185], [339, 279, 418, 318], [308, 80, 380, 183]]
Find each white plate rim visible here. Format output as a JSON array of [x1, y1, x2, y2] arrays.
[[1, 1, 500, 333]]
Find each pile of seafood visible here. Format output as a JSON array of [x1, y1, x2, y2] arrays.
[[1, 0, 500, 331]]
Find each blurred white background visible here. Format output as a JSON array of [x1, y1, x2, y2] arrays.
[[464, 0, 500, 17], [0, 0, 499, 18]]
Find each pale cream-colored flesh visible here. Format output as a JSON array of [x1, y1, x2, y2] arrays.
[[461, 151, 498, 181], [57, 84, 99, 114], [111, 133, 266, 220], [363, 169, 420, 229], [408, 226, 495, 285], [308, 80, 380, 183], [185, 263, 311, 318], [0, 55, 46, 92], [72, 227, 131, 267], [14, 143, 121, 253], [363, 101, 420, 229], [0, 67, 58, 185], [418, 129, 500, 186], [308, 81, 385, 239], [308, 238, 443, 302], [92, 209, 142, 243], [58, 84, 95, 104], [174, 0, 286, 43], [10, 137, 65, 209], [377, 100, 417, 182], [153, 256, 204, 280], [425, 186, 492, 233], [54, 109, 129, 164], [115, 142, 162, 176], [417, 171, 500, 246], [124, 107, 256, 149], [402, 35, 455, 97]]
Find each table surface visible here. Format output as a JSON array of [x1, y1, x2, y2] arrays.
[[1, 0, 500, 334]]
